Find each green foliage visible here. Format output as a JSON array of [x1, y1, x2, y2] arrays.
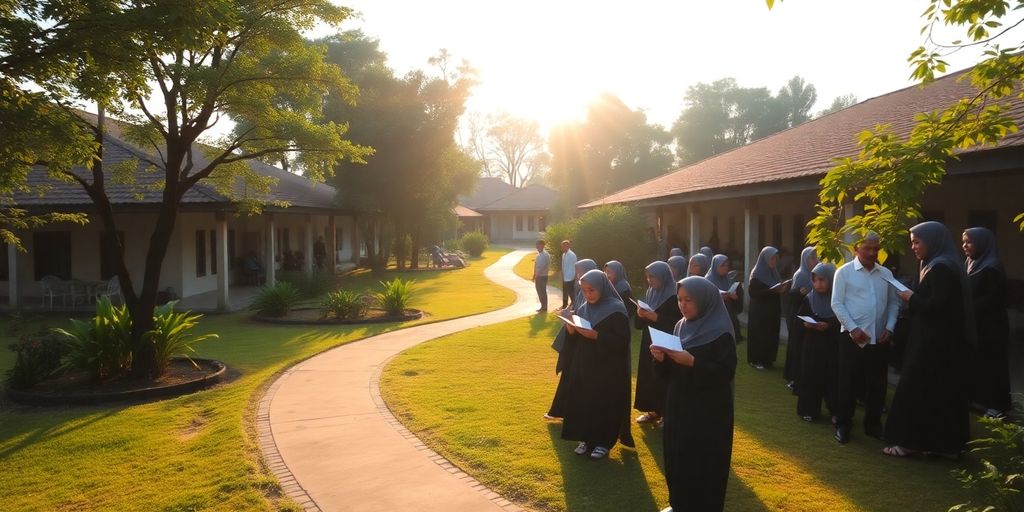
[[393, 234, 413, 268], [459, 231, 489, 257], [52, 297, 133, 381], [542, 220, 575, 274], [249, 282, 302, 318], [146, 301, 218, 377], [278, 270, 335, 297], [544, 205, 656, 285], [949, 395, 1024, 512], [4, 331, 67, 390], [375, 278, 415, 315], [321, 290, 369, 320]]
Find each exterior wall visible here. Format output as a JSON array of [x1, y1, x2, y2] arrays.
[[487, 211, 547, 243]]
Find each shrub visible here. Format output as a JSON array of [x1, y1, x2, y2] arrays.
[[279, 270, 335, 297], [146, 301, 219, 376], [321, 290, 369, 320], [460, 231, 488, 257], [542, 220, 575, 274], [4, 331, 68, 390], [53, 296, 133, 380], [546, 206, 656, 287], [249, 282, 301, 317], [376, 278, 415, 315], [949, 394, 1024, 512]]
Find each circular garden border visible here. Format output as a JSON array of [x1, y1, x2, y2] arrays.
[[6, 357, 228, 407], [253, 307, 423, 325]]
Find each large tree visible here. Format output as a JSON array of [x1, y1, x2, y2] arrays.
[[322, 35, 477, 270], [795, 0, 1024, 261], [468, 111, 548, 188], [0, 1, 368, 377]]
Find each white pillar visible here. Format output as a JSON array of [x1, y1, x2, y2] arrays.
[[265, 215, 276, 286], [303, 214, 314, 276], [689, 205, 701, 255], [8, 242, 19, 309], [744, 205, 758, 302], [216, 214, 229, 311]]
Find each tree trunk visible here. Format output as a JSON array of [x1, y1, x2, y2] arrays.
[[410, 227, 421, 269]]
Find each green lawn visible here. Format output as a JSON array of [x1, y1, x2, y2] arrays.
[[381, 314, 984, 511], [513, 250, 555, 283], [0, 248, 514, 511]]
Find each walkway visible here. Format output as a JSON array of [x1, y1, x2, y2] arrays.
[[258, 249, 559, 511]]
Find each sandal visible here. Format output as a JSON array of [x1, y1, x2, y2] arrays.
[[590, 446, 609, 459], [882, 445, 915, 457], [636, 412, 660, 424], [573, 442, 589, 455]]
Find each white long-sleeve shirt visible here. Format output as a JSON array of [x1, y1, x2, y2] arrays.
[[830, 257, 899, 344], [561, 249, 577, 282]]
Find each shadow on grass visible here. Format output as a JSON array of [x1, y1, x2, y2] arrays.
[[0, 406, 123, 460], [545, 423, 659, 511]]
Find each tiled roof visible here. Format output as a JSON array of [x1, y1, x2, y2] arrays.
[[582, 67, 1024, 208], [477, 183, 558, 211], [454, 205, 483, 217], [459, 177, 517, 209], [16, 111, 345, 211]]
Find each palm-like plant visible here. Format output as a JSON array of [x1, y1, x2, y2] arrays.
[[53, 297, 133, 380], [375, 278, 415, 316], [147, 301, 218, 376]]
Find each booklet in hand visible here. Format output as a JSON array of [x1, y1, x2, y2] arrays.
[[630, 298, 654, 312], [649, 327, 683, 352], [769, 279, 792, 291], [884, 275, 910, 293], [727, 282, 740, 293], [556, 314, 592, 330], [796, 315, 818, 324]]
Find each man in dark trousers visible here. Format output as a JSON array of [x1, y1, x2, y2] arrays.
[[559, 240, 577, 310], [532, 240, 550, 312]]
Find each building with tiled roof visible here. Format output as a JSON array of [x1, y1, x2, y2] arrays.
[[2, 113, 367, 311], [456, 177, 558, 242], [580, 67, 1024, 310]]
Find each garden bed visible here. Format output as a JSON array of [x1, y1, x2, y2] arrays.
[[6, 357, 227, 406], [253, 307, 423, 325]]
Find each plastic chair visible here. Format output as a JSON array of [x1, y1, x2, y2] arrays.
[[95, 276, 122, 304], [40, 275, 69, 309]]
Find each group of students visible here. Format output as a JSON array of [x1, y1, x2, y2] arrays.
[[743, 221, 1012, 458], [540, 240, 741, 512], [533, 219, 1013, 511]]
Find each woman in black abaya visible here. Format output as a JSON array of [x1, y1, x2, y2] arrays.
[[706, 254, 743, 344], [605, 260, 636, 318], [747, 246, 791, 369], [785, 246, 818, 390], [634, 261, 682, 425], [795, 262, 839, 422], [963, 227, 1012, 417]]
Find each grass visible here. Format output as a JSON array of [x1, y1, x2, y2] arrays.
[[513, 250, 556, 283], [0, 248, 514, 511], [381, 314, 985, 511]]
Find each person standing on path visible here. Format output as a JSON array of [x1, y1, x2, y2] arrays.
[[533, 240, 551, 312], [560, 240, 578, 310], [830, 232, 898, 444]]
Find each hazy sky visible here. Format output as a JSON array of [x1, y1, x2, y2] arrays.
[[326, 0, 1015, 135]]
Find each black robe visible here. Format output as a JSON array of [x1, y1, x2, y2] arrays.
[[884, 264, 970, 453], [560, 313, 635, 449], [547, 326, 574, 418], [634, 299, 682, 413], [620, 288, 638, 320], [783, 288, 808, 383], [658, 332, 737, 512], [747, 278, 781, 366], [724, 284, 744, 343], [968, 266, 1012, 412], [795, 299, 840, 419]]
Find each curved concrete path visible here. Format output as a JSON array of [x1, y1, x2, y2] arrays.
[[257, 250, 558, 511]]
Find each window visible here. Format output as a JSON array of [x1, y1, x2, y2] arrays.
[[99, 231, 125, 280], [539, 216, 547, 232], [34, 232, 72, 280], [0, 243, 8, 281], [227, 229, 236, 269], [275, 227, 291, 256], [921, 210, 945, 224], [772, 214, 783, 248], [757, 215, 766, 248], [793, 215, 806, 251], [196, 230, 207, 277], [210, 230, 217, 275], [516, 215, 524, 231], [528, 215, 535, 231]]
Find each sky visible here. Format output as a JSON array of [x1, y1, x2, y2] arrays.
[[324, 0, 1019, 136]]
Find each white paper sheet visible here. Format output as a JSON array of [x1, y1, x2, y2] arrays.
[[556, 314, 592, 330], [631, 298, 654, 312], [649, 326, 683, 351], [796, 315, 818, 324], [884, 275, 910, 293]]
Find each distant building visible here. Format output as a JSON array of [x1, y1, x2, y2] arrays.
[[457, 177, 558, 243]]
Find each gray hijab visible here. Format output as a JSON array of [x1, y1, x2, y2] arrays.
[[576, 269, 627, 326], [911, 222, 962, 281], [964, 227, 1002, 276], [705, 254, 733, 291], [605, 260, 631, 296], [808, 262, 836, 318], [574, 259, 599, 305], [699, 246, 714, 260], [673, 276, 735, 350], [687, 254, 710, 277], [792, 246, 817, 292], [669, 247, 685, 258], [749, 246, 781, 287], [667, 255, 687, 281], [645, 261, 677, 309]]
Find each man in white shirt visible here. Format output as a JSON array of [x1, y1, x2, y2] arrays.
[[831, 232, 899, 444], [533, 240, 550, 312], [559, 240, 578, 310]]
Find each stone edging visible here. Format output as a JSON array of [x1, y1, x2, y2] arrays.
[[369, 357, 525, 512], [252, 308, 423, 325], [255, 364, 321, 512]]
